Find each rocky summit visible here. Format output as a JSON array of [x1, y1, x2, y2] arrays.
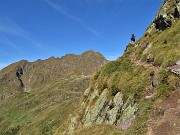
[[0, 50, 107, 135], [55, 0, 180, 135]]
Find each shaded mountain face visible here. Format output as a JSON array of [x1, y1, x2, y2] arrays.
[[0, 50, 107, 94], [0, 50, 107, 135], [60, 1, 180, 135]]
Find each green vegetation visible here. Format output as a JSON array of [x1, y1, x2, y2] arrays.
[[155, 84, 171, 98], [135, 21, 180, 67], [74, 124, 122, 135], [154, 69, 175, 99], [0, 80, 81, 135], [91, 58, 152, 101], [99, 58, 133, 77], [0, 77, 88, 135]]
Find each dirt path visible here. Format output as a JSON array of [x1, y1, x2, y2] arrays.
[[129, 45, 162, 71], [129, 45, 180, 135], [128, 48, 162, 99], [147, 91, 180, 135]]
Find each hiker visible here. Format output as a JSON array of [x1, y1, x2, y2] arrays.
[[131, 34, 136, 43]]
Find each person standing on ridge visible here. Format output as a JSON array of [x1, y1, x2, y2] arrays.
[[131, 34, 136, 43]]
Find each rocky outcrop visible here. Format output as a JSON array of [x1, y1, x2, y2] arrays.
[[68, 88, 137, 134], [146, 0, 180, 33]]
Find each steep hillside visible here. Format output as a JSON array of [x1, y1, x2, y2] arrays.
[[58, 0, 180, 135], [0, 50, 107, 135]]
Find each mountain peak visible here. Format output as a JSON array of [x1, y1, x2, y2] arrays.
[[81, 50, 106, 59], [82, 50, 97, 54]]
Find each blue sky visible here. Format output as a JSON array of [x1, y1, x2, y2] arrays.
[[0, 0, 163, 70]]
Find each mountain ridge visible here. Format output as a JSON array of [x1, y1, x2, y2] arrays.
[[0, 50, 107, 135]]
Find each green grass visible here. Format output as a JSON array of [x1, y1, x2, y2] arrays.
[[74, 124, 122, 135], [92, 60, 153, 101], [0, 76, 87, 135], [155, 84, 172, 99]]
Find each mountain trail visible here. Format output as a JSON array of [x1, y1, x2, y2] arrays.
[[129, 44, 162, 71], [128, 44, 165, 99]]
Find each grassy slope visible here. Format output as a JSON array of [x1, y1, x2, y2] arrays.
[[0, 76, 89, 135], [0, 51, 107, 135], [137, 21, 180, 67], [72, 20, 180, 135]]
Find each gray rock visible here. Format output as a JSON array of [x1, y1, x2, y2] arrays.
[[143, 43, 152, 55], [152, 74, 160, 87], [83, 88, 109, 126], [169, 65, 180, 76], [68, 116, 79, 135], [117, 98, 137, 130], [147, 54, 154, 63], [105, 92, 124, 124], [106, 107, 119, 124], [84, 88, 90, 96], [175, 1, 180, 18], [114, 92, 123, 107]]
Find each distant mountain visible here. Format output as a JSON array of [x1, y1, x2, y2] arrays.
[[0, 50, 107, 135], [58, 0, 180, 135]]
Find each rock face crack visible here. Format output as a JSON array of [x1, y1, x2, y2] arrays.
[[16, 67, 24, 88], [18, 78, 24, 88]]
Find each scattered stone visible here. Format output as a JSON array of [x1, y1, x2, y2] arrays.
[[84, 88, 91, 96], [176, 61, 180, 65], [152, 74, 160, 87], [147, 54, 154, 63], [143, 43, 152, 55], [169, 65, 180, 76], [68, 116, 79, 135], [140, 42, 149, 47], [145, 94, 155, 99]]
